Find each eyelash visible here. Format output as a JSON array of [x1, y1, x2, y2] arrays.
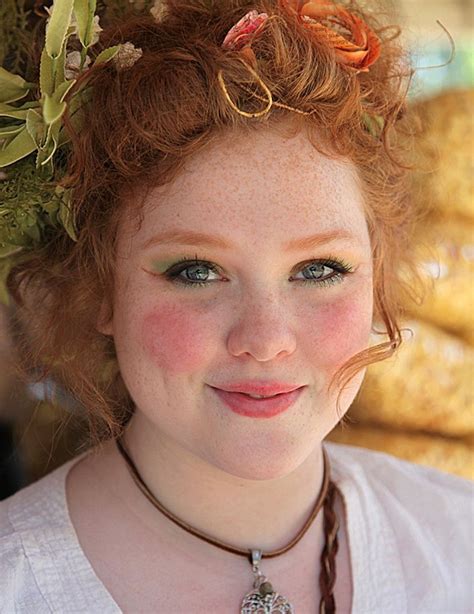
[[159, 253, 354, 289]]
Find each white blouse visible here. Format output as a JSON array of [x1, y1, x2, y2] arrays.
[[1, 440, 472, 613]]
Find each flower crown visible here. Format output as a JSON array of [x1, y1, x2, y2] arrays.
[[0, 0, 383, 304], [0, 1, 144, 302], [222, 1, 381, 72], [218, 1, 383, 127]]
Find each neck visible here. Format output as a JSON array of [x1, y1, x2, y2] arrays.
[[111, 412, 327, 555]]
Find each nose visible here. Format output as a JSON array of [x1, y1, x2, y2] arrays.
[[226, 290, 297, 361]]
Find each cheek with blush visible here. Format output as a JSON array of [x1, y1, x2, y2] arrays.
[[141, 304, 213, 375], [309, 292, 372, 372]]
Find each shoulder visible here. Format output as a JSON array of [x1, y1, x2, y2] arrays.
[[324, 440, 473, 536], [0, 454, 88, 613], [324, 439, 473, 509], [324, 441, 473, 611], [0, 499, 49, 612]]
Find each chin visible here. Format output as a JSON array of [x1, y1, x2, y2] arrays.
[[221, 463, 302, 482], [200, 432, 320, 482]]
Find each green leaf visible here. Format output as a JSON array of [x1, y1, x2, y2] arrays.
[[53, 45, 67, 91], [72, 85, 93, 107], [0, 67, 35, 104], [0, 103, 30, 120], [57, 127, 71, 148], [40, 44, 67, 98], [0, 245, 23, 259], [26, 109, 46, 148], [0, 126, 36, 167], [24, 223, 41, 242], [45, 0, 75, 59], [93, 45, 120, 65], [0, 124, 25, 139], [42, 94, 67, 125], [40, 120, 62, 166], [54, 78, 76, 104], [2, 101, 41, 111], [0, 256, 18, 306], [57, 86, 91, 146], [74, 0, 97, 48], [40, 80, 75, 137], [40, 47, 55, 97], [58, 190, 77, 241], [362, 112, 385, 138]]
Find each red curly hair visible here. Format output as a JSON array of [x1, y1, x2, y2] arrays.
[[8, 0, 424, 450]]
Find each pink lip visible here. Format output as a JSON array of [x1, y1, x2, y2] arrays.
[[213, 382, 303, 395], [210, 386, 305, 418]]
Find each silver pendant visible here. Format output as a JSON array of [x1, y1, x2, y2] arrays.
[[240, 550, 294, 614]]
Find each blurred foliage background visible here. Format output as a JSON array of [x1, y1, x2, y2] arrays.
[[1, 0, 473, 500]]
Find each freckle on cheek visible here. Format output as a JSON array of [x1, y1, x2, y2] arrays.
[[141, 309, 208, 375], [314, 297, 371, 369]]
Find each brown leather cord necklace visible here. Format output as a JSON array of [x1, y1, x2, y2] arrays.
[[116, 435, 339, 613]]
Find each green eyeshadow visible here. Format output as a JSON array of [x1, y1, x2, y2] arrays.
[[148, 259, 178, 274]]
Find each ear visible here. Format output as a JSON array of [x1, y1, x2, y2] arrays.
[[96, 299, 114, 336]]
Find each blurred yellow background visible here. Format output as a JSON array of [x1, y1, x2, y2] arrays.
[[326, 0, 473, 479]]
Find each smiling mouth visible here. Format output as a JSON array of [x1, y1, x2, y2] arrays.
[[210, 386, 304, 418], [240, 392, 282, 399]]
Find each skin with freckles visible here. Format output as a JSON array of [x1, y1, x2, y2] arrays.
[[64, 120, 372, 610], [93, 118, 374, 554]]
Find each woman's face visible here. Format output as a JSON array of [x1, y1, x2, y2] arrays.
[[102, 122, 374, 480]]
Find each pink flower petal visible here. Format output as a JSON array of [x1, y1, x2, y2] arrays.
[[222, 10, 269, 50]]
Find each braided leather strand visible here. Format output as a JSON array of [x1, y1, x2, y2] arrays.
[[319, 480, 340, 613]]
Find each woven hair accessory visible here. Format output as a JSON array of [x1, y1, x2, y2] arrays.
[[217, 3, 384, 130]]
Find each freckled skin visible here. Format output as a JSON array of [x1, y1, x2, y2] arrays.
[[311, 291, 372, 372], [142, 307, 208, 375], [142, 292, 369, 382], [103, 118, 374, 482]]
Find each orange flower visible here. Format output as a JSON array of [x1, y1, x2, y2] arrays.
[[281, 0, 381, 71]]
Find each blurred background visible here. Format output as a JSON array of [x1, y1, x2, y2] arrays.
[[397, 0, 473, 97], [326, 0, 474, 480], [1, 0, 473, 500]]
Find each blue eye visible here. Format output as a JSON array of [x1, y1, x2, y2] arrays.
[[165, 257, 221, 287], [291, 259, 353, 288], [160, 255, 354, 289]]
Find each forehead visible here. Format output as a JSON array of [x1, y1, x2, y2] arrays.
[[123, 122, 369, 251]]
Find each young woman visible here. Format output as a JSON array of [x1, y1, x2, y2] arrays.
[[0, 1, 472, 612]]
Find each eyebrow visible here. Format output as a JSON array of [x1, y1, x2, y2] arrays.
[[141, 229, 359, 252]]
